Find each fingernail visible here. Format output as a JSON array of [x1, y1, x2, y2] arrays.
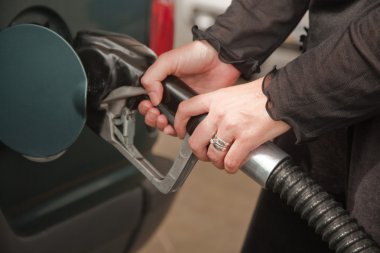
[[142, 102, 150, 111], [225, 169, 234, 174], [163, 127, 170, 135]]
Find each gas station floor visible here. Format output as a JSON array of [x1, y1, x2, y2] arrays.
[[138, 133, 261, 253]]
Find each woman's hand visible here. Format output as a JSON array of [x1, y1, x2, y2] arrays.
[[173, 77, 290, 173], [139, 40, 240, 135]]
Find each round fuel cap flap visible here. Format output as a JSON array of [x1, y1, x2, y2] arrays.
[[0, 24, 87, 158]]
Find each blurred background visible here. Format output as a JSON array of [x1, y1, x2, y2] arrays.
[[0, 0, 308, 252], [139, 1, 308, 252]]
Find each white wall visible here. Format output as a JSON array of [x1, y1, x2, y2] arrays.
[[174, 0, 232, 47]]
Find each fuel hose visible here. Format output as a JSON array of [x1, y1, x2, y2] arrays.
[[157, 76, 380, 253], [266, 159, 379, 253]]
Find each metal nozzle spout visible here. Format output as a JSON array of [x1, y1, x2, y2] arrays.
[[241, 142, 289, 187]]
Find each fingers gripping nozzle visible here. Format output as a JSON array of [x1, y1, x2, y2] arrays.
[[75, 31, 198, 193]]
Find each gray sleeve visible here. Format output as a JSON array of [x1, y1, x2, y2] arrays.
[[264, 4, 380, 142], [193, 0, 309, 79]]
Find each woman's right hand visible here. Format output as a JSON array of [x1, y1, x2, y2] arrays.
[[139, 40, 241, 135]]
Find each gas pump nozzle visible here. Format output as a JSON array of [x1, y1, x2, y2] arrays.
[[75, 30, 289, 193]]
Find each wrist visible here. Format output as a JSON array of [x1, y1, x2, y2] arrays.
[[259, 70, 291, 138], [192, 40, 218, 59]]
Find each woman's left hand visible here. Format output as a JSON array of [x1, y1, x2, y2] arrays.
[[174, 77, 291, 173]]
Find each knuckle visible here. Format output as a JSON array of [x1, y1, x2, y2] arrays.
[[207, 149, 217, 161], [239, 132, 260, 148], [223, 119, 238, 132], [140, 74, 152, 87], [177, 102, 186, 115], [212, 107, 224, 120], [224, 158, 240, 173], [188, 137, 199, 151], [140, 75, 148, 84], [188, 138, 207, 160], [225, 113, 237, 123]]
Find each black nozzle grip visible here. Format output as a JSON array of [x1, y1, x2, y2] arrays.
[[158, 76, 205, 135]]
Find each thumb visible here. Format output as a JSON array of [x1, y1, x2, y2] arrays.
[[144, 80, 163, 106], [140, 76, 163, 106], [141, 54, 176, 106]]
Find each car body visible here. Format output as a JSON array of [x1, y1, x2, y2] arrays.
[[0, 1, 175, 252]]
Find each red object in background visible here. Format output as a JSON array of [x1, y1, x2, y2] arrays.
[[149, 0, 174, 55]]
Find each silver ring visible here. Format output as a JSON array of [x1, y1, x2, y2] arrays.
[[210, 135, 231, 152]]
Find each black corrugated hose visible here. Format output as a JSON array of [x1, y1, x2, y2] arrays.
[[266, 159, 380, 253]]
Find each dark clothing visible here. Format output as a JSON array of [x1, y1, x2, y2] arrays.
[[242, 190, 335, 252], [193, 0, 380, 249]]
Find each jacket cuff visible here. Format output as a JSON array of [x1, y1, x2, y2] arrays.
[[192, 26, 260, 80], [262, 67, 313, 144]]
